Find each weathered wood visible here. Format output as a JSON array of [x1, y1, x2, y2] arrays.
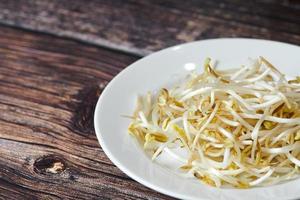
[[0, 0, 299, 56], [0, 25, 173, 199]]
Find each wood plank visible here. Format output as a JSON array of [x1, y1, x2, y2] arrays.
[[0, 25, 172, 199], [0, 0, 299, 56]]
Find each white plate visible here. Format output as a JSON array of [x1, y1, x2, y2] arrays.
[[94, 38, 300, 200]]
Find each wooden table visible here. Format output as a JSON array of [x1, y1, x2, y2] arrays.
[[0, 1, 299, 199]]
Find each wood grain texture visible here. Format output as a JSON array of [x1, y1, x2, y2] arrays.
[[0, 0, 299, 56], [0, 25, 173, 200]]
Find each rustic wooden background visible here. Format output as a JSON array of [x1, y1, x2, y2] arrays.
[[0, 0, 299, 199]]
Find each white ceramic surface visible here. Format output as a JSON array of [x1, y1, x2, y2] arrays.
[[94, 38, 300, 200]]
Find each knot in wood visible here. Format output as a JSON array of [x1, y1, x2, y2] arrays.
[[73, 83, 104, 135], [34, 155, 66, 175]]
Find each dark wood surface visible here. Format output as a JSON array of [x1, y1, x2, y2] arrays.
[[0, 0, 299, 199], [1, 0, 300, 56]]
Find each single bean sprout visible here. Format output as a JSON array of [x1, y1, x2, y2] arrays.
[[128, 57, 300, 188]]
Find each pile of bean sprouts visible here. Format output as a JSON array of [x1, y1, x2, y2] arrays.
[[128, 57, 300, 188]]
